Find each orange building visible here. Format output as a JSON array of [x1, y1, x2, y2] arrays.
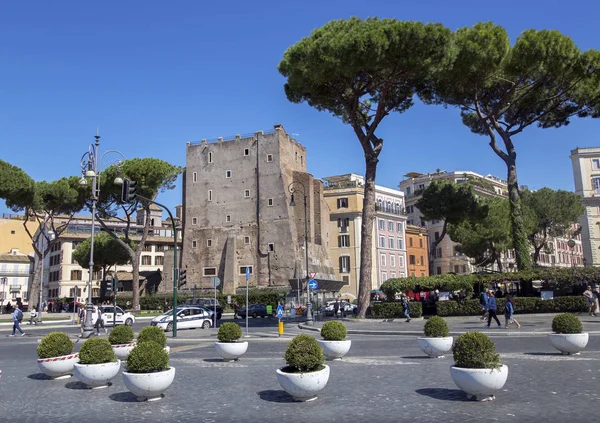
[[405, 224, 429, 277]]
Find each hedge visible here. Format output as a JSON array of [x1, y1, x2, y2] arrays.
[[371, 302, 423, 318], [436, 296, 588, 317]]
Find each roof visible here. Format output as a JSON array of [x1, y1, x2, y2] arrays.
[[0, 254, 34, 263], [288, 278, 347, 293]]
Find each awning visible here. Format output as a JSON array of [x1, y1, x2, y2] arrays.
[[288, 278, 347, 293]]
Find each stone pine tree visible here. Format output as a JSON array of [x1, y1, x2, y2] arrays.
[[278, 18, 453, 317], [422, 22, 600, 271], [521, 188, 584, 265]]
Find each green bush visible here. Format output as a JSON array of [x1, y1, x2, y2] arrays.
[[424, 316, 449, 337], [126, 341, 170, 373], [137, 326, 167, 348], [320, 321, 347, 341], [371, 302, 423, 318], [283, 334, 325, 373], [108, 325, 135, 345], [452, 332, 500, 369], [552, 313, 583, 334], [217, 322, 242, 342], [436, 296, 588, 317], [78, 338, 117, 365], [37, 332, 74, 359]]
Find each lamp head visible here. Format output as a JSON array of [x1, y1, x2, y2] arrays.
[[289, 194, 295, 207], [79, 176, 88, 186], [85, 169, 96, 178], [113, 176, 124, 185]]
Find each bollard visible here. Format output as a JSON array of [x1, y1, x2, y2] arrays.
[[278, 320, 284, 337]]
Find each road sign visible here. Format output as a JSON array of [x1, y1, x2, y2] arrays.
[[309, 272, 317, 279], [277, 304, 283, 319], [308, 279, 318, 290], [210, 277, 221, 288], [245, 266, 251, 281]]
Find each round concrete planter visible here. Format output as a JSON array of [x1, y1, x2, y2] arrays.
[[73, 360, 121, 389], [450, 364, 508, 401], [317, 340, 351, 360], [37, 353, 80, 379], [214, 341, 248, 361], [122, 367, 176, 401], [548, 332, 589, 355], [276, 365, 330, 402], [417, 337, 453, 358], [112, 343, 136, 360]]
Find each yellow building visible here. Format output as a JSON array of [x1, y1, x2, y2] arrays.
[[0, 214, 37, 255]]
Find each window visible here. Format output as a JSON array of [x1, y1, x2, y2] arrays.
[[155, 245, 165, 252], [337, 198, 348, 209], [239, 266, 253, 275], [226, 170, 232, 178], [419, 238, 423, 248], [244, 148, 249, 156], [154, 256, 164, 266], [342, 276, 349, 284], [268, 243, 275, 252], [593, 159, 600, 170], [420, 255, 424, 265], [268, 198, 273, 206], [420, 272, 425, 277], [409, 237, 413, 247], [409, 255, 416, 265], [338, 235, 350, 247], [437, 267, 442, 275], [454, 265, 460, 274], [436, 247, 442, 258], [267, 154, 273, 162], [397, 222, 403, 232], [390, 255, 395, 267], [244, 236, 250, 245], [391, 272, 396, 278], [398, 238, 404, 250], [192, 172, 197, 183], [10, 230, 15, 234], [207, 239, 212, 247], [192, 240, 197, 248], [378, 220, 385, 230], [192, 217, 198, 225], [70, 270, 82, 281], [141, 255, 151, 265], [208, 190, 213, 201], [389, 238, 395, 249], [208, 152, 213, 163], [381, 254, 386, 267], [226, 215, 231, 222], [388, 221, 393, 231], [244, 189, 250, 198], [379, 236, 385, 248], [203, 268, 217, 276], [435, 231, 440, 240], [143, 244, 152, 252], [339, 256, 350, 273], [398, 255, 404, 267], [382, 272, 388, 282], [406, 187, 411, 195], [338, 218, 350, 228]]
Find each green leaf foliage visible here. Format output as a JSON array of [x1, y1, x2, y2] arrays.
[[452, 332, 500, 369], [108, 325, 135, 345], [126, 341, 170, 373], [78, 338, 117, 365], [0, 160, 35, 211], [137, 326, 167, 348], [552, 313, 583, 334], [283, 334, 325, 373], [217, 322, 242, 342], [72, 232, 134, 272], [37, 332, 74, 359], [424, 316, 449, 337], [320, 321, 347, 341], [436, 297, 587, 316], [371, 302, 423, 318]]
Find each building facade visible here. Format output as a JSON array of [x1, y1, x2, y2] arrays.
[[0, 214, 38, 255], [405, 225, 429, 277], [181, 124, 336, 295], [0, 248, 33, 308]]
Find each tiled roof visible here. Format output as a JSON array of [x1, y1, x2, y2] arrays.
[[0, 254, 33, 263]]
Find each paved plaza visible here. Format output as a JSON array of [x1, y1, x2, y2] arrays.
[[1, 315, 599, 423]]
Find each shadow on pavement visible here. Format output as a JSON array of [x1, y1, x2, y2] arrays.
[[27, 373, 52, 380], [65, 380, 91, 390], [258, 390, 297, 403], [401, 356, 435, 360], [203, 358, 223, 363], [415, 388, 470, 402], [523, 352, 563, 356], [109, 392, 140, 403]]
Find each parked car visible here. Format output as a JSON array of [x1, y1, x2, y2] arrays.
[[238, 304, 275, 319], [322, 301, 356, 316], [184, 298, 223, 319], [150, 306, 212, 332], [99, 305, 135, 326]]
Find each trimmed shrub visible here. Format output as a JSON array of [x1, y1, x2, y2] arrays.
[[217, 322, 242, 342], [137, 326, 167, 348], [371, 301, 423, 318], [126, 341, 170, 373], [437, 296, 588, 317], [320, 321, 347, 341], [424, 316, 449, 338], [452, 332, 500, 369], [552, 313, 583, 334], [108, 325, 134, 345], [37, 332, 74, 359], [283, 334, 325, 373], [78, 338, 117, 365]]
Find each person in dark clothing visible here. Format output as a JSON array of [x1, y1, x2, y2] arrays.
[[163, 301, 169, 313], [486, 292, 501, 328], [333, 301, 340, 318], [233, 303, 239, 319]]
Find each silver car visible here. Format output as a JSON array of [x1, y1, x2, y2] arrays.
[[150, 306, 212, 332]]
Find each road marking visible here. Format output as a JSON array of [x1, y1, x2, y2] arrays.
[[500, 352, 600, 361], [340, 357, 419, 365]]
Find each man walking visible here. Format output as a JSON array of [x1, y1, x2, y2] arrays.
[[486, 291, 502, 328], [401, 294, 411, 322], [479, 288, 489, 323], [9, 305, 25, 337]]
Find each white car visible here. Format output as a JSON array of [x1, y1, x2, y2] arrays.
[[322, 301, 356, 316], [99, 306, 135, 326], [150, 306, 212, 332]]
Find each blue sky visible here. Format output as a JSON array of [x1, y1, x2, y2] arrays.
[[1, 0, 599, 216]]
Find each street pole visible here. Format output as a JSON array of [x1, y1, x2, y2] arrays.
[[37, 218, 53, 324], [245, 267, 249, 337]]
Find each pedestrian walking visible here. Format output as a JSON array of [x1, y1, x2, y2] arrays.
[[79, 308, 87, 336], [584, 286, 596, 316], [486, 292, 501, 328], [93, 306, 106, 335], [504, 295, 521, 329], [333, 300, 340, 318], [9, 306, 25, 337], [233, 303, 239, 319], [594, 287, 600, 316], [28, 307, 37, 325], [163, 300, 169, 313], [401, 294, 411, 322], [479, 288, 489, 323]]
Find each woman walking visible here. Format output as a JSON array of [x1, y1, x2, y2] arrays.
[[584, 286, 596, 316], [504, 295, 521, 329], [486, 292, 501, 328]]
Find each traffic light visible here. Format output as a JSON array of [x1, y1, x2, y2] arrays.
[[113, 276, 119, 292], [106, 279, 112, 292], [178, 269, 187, 289], [121, 179, 139, 203]]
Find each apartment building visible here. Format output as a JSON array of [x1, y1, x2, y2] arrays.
[[405, 225, 429, 277], [181, 124, 337, 296], [0, 248, 33, 307], [0, 214, 38, 255], [323, 174, 408, 298]]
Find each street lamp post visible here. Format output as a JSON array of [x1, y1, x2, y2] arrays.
[[37, 218, 54, 324], [79, 133, 124, 338], [288, 181, 313, 326]]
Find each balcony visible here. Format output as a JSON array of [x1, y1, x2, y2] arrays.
[[375, 204, 407, 216], [324, 180, 363, 190], [9, 285, 21, 292]]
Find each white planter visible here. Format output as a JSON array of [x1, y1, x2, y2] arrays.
[[317, 340, 351, 360], [276, 365, 330, 402], [112, 343, 136, 360], [214, 341, 248, 361], [122, 367, 176, 401], [417, 337, 453, 358], [73, 360, 121, 389], [450, 365, 508, 401], [37, 353, 80, 379], [548, 332, 589, 355]]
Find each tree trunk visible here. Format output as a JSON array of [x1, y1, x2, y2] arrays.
[[506, 159, 532, 271], [28, 252, 43, 309], [356, 154, 378, 318]]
